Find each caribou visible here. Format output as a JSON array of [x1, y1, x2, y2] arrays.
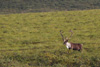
[[60, 30, 83, 51]]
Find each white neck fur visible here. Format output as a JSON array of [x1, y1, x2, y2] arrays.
[[66, 42, 71, 49]]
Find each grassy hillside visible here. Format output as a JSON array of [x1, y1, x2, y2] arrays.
[[0, 0, 100, 14], [0, 9, 100, 67]]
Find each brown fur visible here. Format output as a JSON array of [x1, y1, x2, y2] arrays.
[[70, 43, 82, 51]]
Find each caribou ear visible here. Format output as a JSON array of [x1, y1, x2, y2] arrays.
[[64, 37, 68, 41], [64, 38, 66, 41]]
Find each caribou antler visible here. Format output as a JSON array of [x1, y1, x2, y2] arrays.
[[60, 30, 64, 41], [68, 30, 73, 39]]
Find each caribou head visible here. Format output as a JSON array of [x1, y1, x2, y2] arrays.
[[60, 30, 82, 51]]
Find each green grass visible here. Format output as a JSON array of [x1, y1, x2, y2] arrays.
[[0, 9, 100, 67]]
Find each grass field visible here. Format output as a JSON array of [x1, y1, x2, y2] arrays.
[[0, 9, 100, 67]]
